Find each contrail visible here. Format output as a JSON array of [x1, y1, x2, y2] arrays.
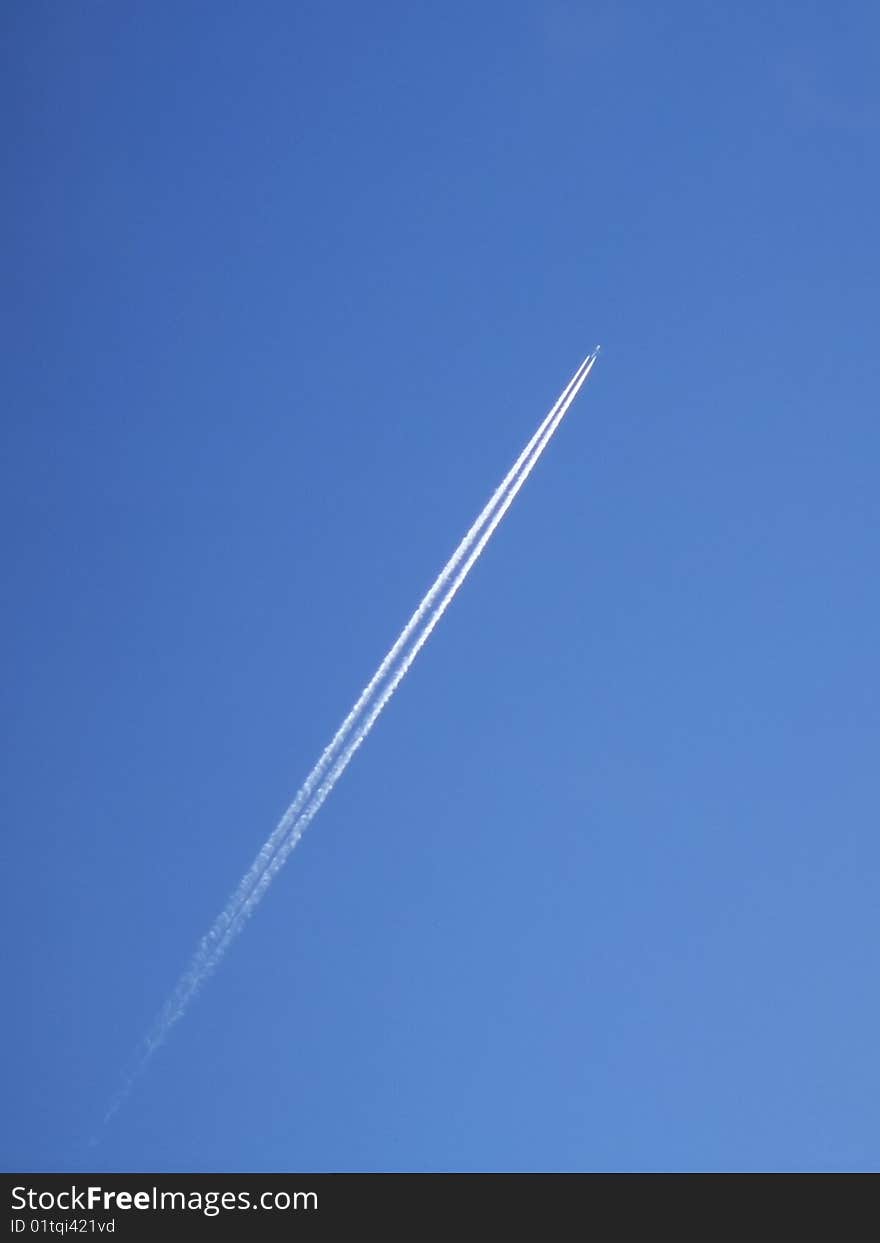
[[105, 349, 598, 1122], [182, 353, 596, 973], [201, 349, 598, 956]]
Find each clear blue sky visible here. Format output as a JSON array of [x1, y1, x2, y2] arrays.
[[3, 2, 878, 1172]]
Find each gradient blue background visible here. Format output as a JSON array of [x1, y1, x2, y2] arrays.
[[3, 2, 878, 1172]]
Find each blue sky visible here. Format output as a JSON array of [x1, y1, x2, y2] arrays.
[[3, 2, 879, 1171]]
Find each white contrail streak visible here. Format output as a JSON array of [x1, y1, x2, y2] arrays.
[[143, 354, 595, 1033], [204, 350, 597, 953], [187, 353, 595, 967], [105, 350, 598, 1122]]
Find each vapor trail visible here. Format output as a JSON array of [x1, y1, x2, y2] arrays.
[[137, 352, 595, 1047], [207, 350, 597, 949], [186, 353, 595, 968], [105, 350, 598, 1122]]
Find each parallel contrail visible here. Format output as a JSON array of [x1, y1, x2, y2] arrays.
[[200, 352, 596, 957], [199, 349, 598, 960], [106, 349, 599, 1121], [147, 350, 597, 1030]]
